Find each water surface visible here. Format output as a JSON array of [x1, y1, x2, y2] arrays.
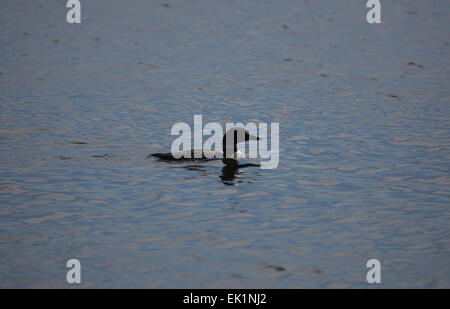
[[0, 0, 449, 288]]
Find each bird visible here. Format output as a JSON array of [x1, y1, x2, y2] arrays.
[[149, 127, 259, 166]]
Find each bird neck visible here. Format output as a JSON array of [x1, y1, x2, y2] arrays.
[[222, 135, 237, 158]]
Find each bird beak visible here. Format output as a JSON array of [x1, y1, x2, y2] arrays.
[[248, 134, 259, 141]]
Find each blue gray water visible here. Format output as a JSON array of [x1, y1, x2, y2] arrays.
[[0, 0, 449, 288]]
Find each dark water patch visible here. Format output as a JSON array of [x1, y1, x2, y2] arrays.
[[384, 93, 400, 98], [66, 141, 90, 145], [54, 155, 72, 160], [284, 58, 304, 63], [92, 154, 115, 159], [265, 265, 286, 272], [312, 269, 324, 274], [181, 165, 207, 171], [407, 62, 424, 68], [137, 62, 157, 69]]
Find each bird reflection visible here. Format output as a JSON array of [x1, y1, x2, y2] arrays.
[[154, 157, 260, 185], [220, 160, 260, 186]]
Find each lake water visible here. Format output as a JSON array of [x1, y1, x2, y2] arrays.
[[0, 0, 449, 288]]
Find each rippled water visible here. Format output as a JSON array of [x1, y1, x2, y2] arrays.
[[0, 0, 449, 288]]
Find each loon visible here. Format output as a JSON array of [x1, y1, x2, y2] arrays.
[[150, 127, 259, 165]]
